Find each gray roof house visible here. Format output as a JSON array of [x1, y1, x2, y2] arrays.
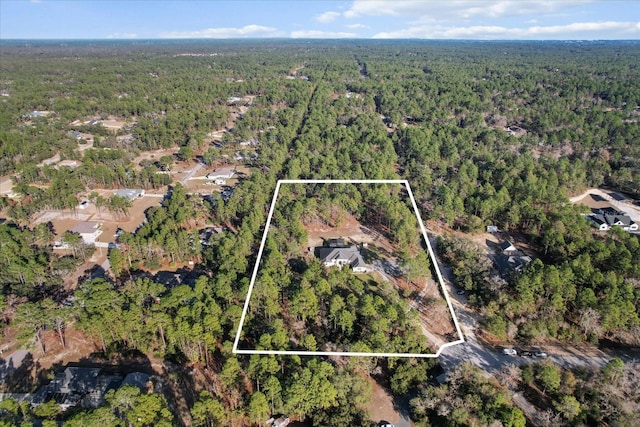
[[605, 214, 638, 231], [493, 254, 532, 275], [70, 221, 102, 245], [317, 239, 371, 273], [31, 367, 122, 411], [586, 213, 638, 232], [493, 240, 532, 276], [498, 240, 518, 255], [589, 214, 610, 231]]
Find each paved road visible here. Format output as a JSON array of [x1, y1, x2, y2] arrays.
[[438, 277, 639, 374], [436, 273, 640, 425], [430, 237, 640, 373]]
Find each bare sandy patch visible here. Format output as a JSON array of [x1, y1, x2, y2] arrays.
[[366, 377, 408, 426], [306, 214, 395, 254]]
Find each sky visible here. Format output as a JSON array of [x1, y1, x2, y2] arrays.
[[1, 0, 639, 40]]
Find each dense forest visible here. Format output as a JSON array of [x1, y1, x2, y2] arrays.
[[239, 182, 439, 355], [1, 40, 639, 425]]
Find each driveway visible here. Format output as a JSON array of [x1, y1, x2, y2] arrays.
[[180, 162, 204, 185], [431, 235, 639, 372]]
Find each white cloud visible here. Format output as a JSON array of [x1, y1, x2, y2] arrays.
[[107, 33, 138, 39], [159, 25, 281, 39], [346, 23, 368, 29], [316, 11, 340, 24], [345, 1, 594, 20], [291, 30, 358, 39], [372, 21, 640, 39], [527, 21, 639, 35]]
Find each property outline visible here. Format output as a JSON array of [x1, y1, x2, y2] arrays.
[[232, 179, 465, 358]]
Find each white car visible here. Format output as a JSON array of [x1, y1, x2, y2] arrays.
[[502, 348, 517, 356], [534, 351, 548, 358]]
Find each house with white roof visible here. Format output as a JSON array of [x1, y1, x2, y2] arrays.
[[114, 188, 145, 200], [207, 167, 235, 180]]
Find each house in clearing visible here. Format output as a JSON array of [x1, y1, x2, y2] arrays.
[[114, 188, 145, 200], [206, 167, 236, 185], [586, 213, 638, 232], [70, 221, 102, 245], [498, 240, 518, 255], [317, 238, 371, 273], [604, 214, 638, 231], [589, 214, 610, 231], [493, 240, 532, 276]]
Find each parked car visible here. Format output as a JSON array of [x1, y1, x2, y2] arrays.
[[502, 348, 517, 356], [534, 351, 548, 358], [520, 351, 533, 357], [457, 289, 466, 295]]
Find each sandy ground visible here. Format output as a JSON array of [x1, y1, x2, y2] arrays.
[[0, 177, 14, 195], [366, 376, 410, 426], [34, 193, 164, 288], [306, 214, 396, 254], [86, 116, 135, 131], [35, 193, 163, 239], [131, 147, 180, 166]]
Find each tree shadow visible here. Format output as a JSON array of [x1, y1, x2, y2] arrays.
[[0, 350, 37, 393], [288, 257, 308, 274]]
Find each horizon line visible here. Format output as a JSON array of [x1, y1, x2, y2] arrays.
[[1, 37, 639, 42]]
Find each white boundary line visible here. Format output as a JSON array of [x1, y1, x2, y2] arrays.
[[232, 179, 464, 358]]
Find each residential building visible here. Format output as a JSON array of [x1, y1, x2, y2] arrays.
[[266, 416, 291, 427], [207, 167, 236, 181], [493, 240, 532, 276], [70, 221, 102, 245], [114, 188, 145, 200], [30, 367, 120, 410], [586, 213, 638, 232], [498, 240, 518, 255], [494, 254, 532, 275], [317, 239, 371, 273], [30, 367, 149, 411]]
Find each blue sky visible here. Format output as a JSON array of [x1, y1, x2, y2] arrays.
[[1, 1, 638, 40]]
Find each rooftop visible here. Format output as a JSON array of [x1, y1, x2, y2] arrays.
[[114, 188, 144, 199], [71, 221, 100, 235]]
